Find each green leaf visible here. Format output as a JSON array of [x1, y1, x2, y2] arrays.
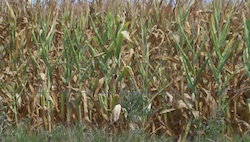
[[219, 4, 234, 48], [173, 37, 194, 75], [90, 16, 104, 47], [208, 56, 221, 84], [193, 58, 209, 86], [177, 16, 194, 54], [218, 38, 239, 72], [193, 35, 208, 64]]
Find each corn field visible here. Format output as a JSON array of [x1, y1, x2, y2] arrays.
[[1, 0, 250, 141]]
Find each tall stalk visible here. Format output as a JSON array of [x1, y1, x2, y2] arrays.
[[209, 0, 239, 109]]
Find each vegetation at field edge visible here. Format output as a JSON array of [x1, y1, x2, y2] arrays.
[[0, 0, 250, 141]]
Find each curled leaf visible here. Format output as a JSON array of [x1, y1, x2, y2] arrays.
[[15, 93, 22, 109], [4, 0, 16, 21], [177, 100, 189, 109], [160, 108, 175, 114], [121, 30, 132, 42], [94, 77, 105, 96], [40, 73, 46, 80]]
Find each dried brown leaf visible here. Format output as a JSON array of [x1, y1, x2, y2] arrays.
[[94, 77, 105, 96], [160, 108, 175, 114], [40, 73, 46, 81], [3, 0, 16, 21]]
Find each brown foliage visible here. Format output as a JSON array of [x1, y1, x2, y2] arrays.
[[1, 0, 250, 140]]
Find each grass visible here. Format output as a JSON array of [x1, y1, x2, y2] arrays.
[[1, 0, 250, 141], [1, 123, 250, 142], [1, 125, 165, 142]]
